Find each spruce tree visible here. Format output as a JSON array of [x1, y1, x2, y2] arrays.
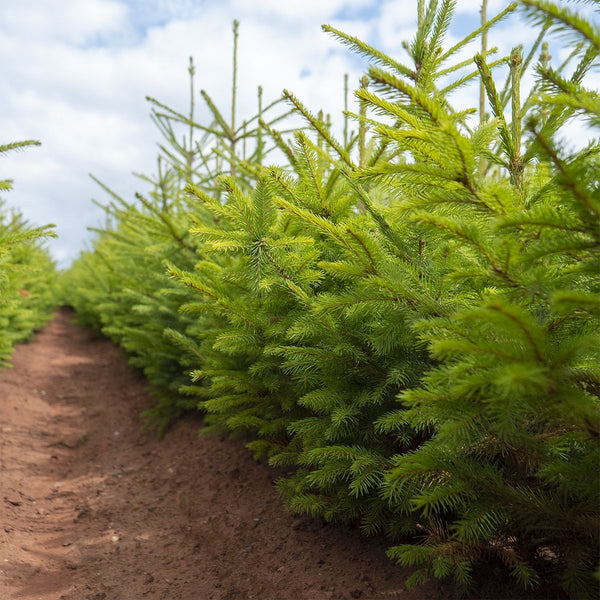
[[341, 0, 599, 595], [64, 26, 294, 434], [0, 140, 57, 362]]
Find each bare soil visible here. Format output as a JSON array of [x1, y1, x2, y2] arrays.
[[0, 310, 559, 600]]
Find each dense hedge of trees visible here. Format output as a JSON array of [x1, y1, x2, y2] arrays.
[[63, 1, 599, 596], [0, 140, 57, 364]]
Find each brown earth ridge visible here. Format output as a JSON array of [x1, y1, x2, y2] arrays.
[[0, 309, 561, 599]]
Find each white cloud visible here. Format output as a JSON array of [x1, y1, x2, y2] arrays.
[[1, 0, 128, 44], [229, 0, 374, 22], [0, 0, 595, 268]]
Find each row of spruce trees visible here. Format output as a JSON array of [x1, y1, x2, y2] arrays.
[[62, 0, 599, 597], [0, 141, 57, 363]]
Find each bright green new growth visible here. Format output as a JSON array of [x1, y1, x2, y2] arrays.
[[0, 140, 57, 363], [64, 1, 599, 596]]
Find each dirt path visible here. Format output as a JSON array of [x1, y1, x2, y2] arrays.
[[0, 309, 448, 600]]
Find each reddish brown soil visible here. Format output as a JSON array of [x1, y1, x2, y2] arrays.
[[0, 310, 564, 600], [1, 309, 448, 600]]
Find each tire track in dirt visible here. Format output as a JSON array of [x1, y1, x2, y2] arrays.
[[0, 308, 447, 600]]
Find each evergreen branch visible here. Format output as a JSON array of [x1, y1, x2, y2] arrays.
[[501, 218, 588, 234], [322, 25, 415, 79], [440, 2, 518, 63], [276, 345, 386, 377], [509, 46, 524, 190], [90, 174, 130, 209], [569, 42, 599, 86], [437, 47, 498, 78], [520, 0, 600, 52], [339, 170, 416, 263], [0, 224, 57, 246], [260, 119, 296, 167], [486, 301, 545, 363], [537, 67, 600, 124], [413, 211, 517, 286], [135, 192, 196, 254], [266, 167, 327, 215], [345, 226, 376, 274], [271, 194, 367, 267], [164, 328, 207, 362], [480, 0, 489, 125], [359, 162, 468, 191], [369, 66, 477, 191], [200, 90, 232, 137], [440, 55, 507, 95], [419, 0, 457, 83], [147, 98, 224, 138], [355, 89, 420, 129], [283, 90, 354, 167], [295, 132, 325, 209], [475, 54, 516, 162], [430, 0, 456, 55], [0, 140, 41, 155], [527, 121, 599, 221], [166, 262, 257, 327]]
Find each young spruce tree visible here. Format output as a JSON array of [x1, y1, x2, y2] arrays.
[[0, 140, 57, 362]]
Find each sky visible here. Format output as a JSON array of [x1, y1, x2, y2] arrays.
[[0, 0, 597, 268]]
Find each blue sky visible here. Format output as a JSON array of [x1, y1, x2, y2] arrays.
[[0, 0, 596, 267]]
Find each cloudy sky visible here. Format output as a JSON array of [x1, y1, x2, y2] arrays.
[[0, 0, 596, 267]]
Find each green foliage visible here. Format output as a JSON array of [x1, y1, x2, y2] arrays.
[[64, 2, 599, 597], [0, 140, 57, 364], [60, 179, 201, 434], [363, 1, 599, 595]]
